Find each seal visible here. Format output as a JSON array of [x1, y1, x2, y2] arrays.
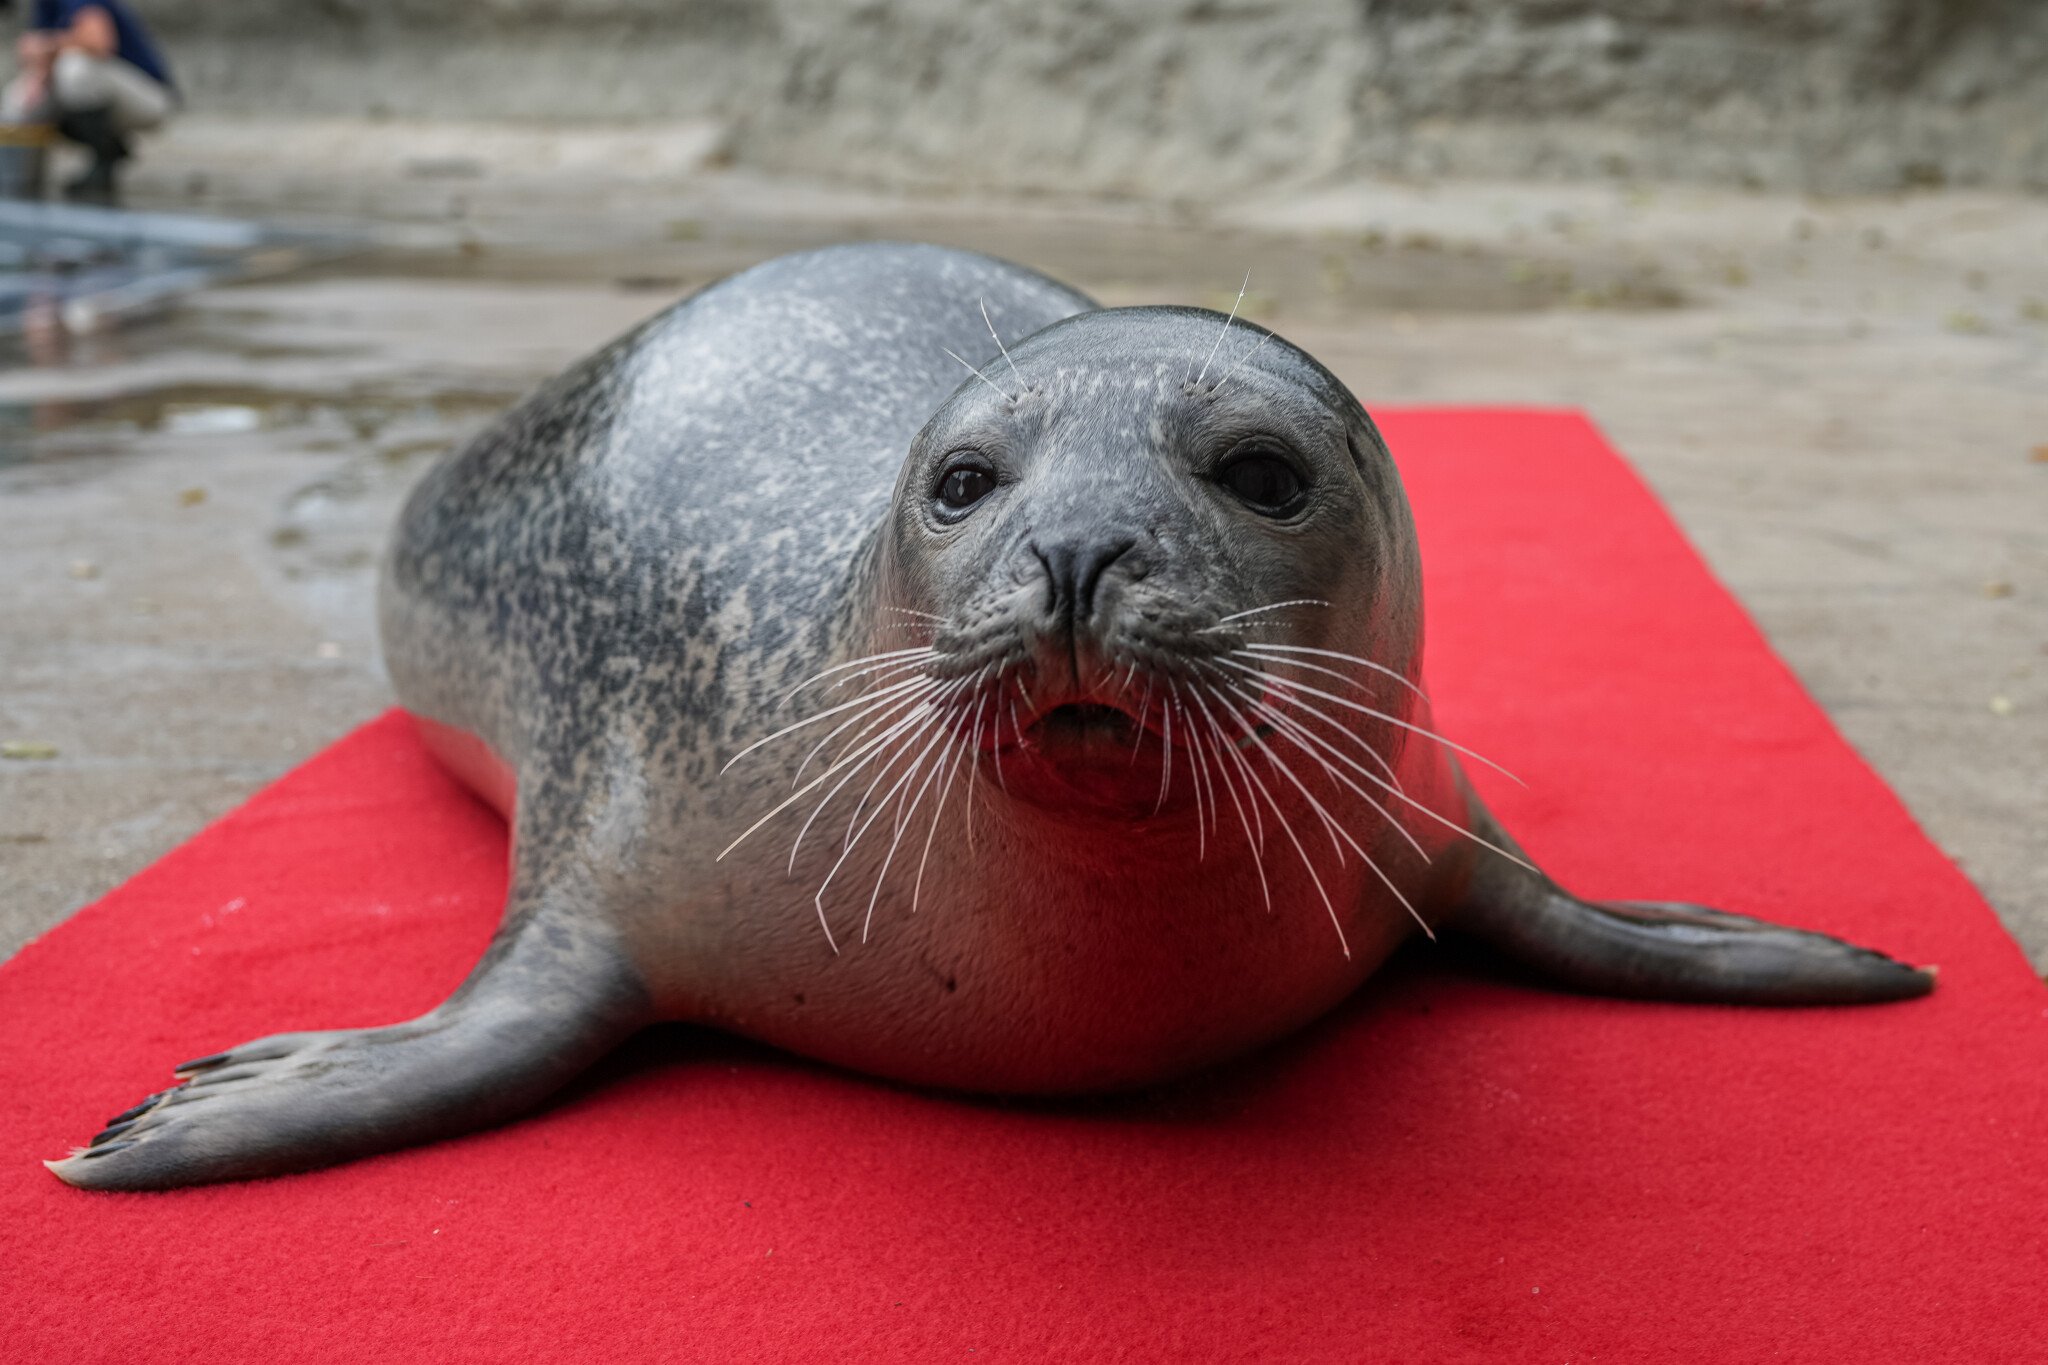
[[51, 243, 1933, 1190]]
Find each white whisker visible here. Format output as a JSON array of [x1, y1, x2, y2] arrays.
[[1212, 656, 1523, 785], [724, 672, 933, 774], [860, 724, 959, 943], [1235, 688, 1430, 865], [1216, 677, 1538, 876], [1154, 693, 1175, 816], [1204, 685, 1350, 958], [781, 646, 936, 706], [1209, 325, 1276, 396], [1238, 642, 1427, 701], [1220, 686, 1429, 943], [1193, 271, 1250, 389], [788, 687, 962, 870], [814, 719, 956, 946], [794, 675, 946, 788], [1209, 598, 1331, 626], [1187, 688, 1269, 911], [980, 299, 1026, 393], [912, 725, 971, 916], [942, 345, 1015, 404], [719, 690, 945, 863]]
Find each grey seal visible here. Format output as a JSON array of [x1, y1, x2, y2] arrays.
[[52, 243, 1933, 1190]]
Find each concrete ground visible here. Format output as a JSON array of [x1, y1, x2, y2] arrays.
[[1, 117, 2042, 968]]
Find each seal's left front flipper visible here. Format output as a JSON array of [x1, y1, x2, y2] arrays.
[[1448, 806, 1935, 1006], [48, 880, 653, 1191]]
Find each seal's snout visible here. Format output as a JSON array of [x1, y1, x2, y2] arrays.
[[1031, 535, 1136, 626]]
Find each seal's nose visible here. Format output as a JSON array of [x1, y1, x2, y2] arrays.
[[1032, 536, 1136, 626]]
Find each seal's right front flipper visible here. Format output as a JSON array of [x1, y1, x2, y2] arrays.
[[48, 885, 652, 1192], [1448, 807, 1935, 1006]]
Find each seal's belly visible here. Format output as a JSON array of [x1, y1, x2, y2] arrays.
[[662, 816, 1415, 1094]]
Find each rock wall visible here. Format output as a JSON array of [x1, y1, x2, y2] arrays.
[[142, 0, 2048, 194]]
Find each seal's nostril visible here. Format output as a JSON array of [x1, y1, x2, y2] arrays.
[[1035, 537, 1136, 624]]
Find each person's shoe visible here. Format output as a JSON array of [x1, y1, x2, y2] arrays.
[[54, 105, 128, 206]]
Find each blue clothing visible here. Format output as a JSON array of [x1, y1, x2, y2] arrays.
[[29, 0, 174, 90]]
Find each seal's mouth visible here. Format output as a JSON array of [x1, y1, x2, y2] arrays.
[[1030, 701, 1139, 744], [957, 673, 1286, 818]]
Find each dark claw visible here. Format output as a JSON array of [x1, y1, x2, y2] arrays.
[[104, 1097, 158, 1128], [174, 1051, 230, 1075], [78, 1140, 135, 1160], [89, 1120, 138, 1147]]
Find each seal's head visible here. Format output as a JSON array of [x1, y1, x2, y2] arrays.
[[878, 307, 1423, 818]]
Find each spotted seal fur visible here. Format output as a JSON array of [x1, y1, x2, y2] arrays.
[[51, 243, 1932, 1190]]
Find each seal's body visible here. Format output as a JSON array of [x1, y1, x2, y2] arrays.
[[54, 245, 1931, 1190]]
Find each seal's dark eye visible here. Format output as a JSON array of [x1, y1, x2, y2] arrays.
[[935, 461, 997, 515], [1218, 451, 1306, 514]]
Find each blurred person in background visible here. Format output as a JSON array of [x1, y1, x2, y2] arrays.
[[3, 0, 175, 204]]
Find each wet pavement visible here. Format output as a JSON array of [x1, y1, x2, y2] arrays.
[[1, 127, 2043, 966]]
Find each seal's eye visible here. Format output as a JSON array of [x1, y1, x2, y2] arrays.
[[1218, 449, 1307, 515], [934, 459, 998, 517]]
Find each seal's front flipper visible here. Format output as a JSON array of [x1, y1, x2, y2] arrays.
[[1449, 807, 1934, 1006], [49, 885, 651, 1191]]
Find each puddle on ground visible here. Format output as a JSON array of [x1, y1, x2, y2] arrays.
[[0, 380, 522, 469]]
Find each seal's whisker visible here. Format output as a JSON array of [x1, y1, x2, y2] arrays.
[[1211, 656, 1523, 785], [883, 606, 948, 623], [816, 652, 943, 698], [782, 646, 937, 705], [965, 690, 991, 854], [1214, 671, 1538, 875], [727, 673, 934, 773], [991, 698, 1014, 793], [1219, 694, 1432, 942], [1154, 695, 1175, 816], [787, 684, 966, 869], [1181, 683, 1222, 849], [1231, 648, 1382, 697], [1210, 598, 1332, 626], [1208, 662, 1401, 784], [861, 723, 959, 944], [797, 690, 969, 951], [980, 299, 1027, 393], [840, 688, 963, 852], [1205, 686, 1350, 958], [1236, 642, 1428, 701], [1192, 270, 1250, 389], [1235, 690, 1431, 866], [942, 345, 1016, 404], [1185, 683, 1233, 858], [912, 724, 971, 916], [1225, 701, 1350, 864], [794, 674, 945, 787], [1190, 684, 1266, 855], [1193, 703, 1223, 849], [1130, 670, 1158, 766], [814, 733, 926, 952], [793, 677, 948, 787], [822, 718, 952, 925], [719, 693, 940, 863], [1208, 324, 1276, 397], [1189, 687, 1270, 912], [1168, 682, 1208, 858]]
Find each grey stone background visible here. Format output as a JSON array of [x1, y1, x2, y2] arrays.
[[144, 0, 2048, 195]]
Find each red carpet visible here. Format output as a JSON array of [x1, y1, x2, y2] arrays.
[[4, 410, 2043, 1362]]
